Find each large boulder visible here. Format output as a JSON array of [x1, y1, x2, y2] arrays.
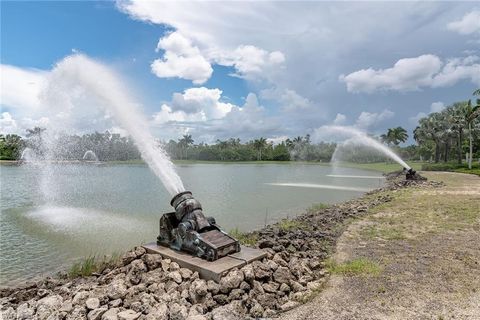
[[273, 266, 293, 284], [219, 269, 244, 293], [126, 260, 147, 285], [106, 280, 127, 300], [142, 254, 162, 271]]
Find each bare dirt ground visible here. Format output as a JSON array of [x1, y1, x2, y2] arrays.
[[279, 172, 480, 320]]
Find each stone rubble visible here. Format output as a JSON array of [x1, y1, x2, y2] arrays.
[[0, 177, 441, 319]]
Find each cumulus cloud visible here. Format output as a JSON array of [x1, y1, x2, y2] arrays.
[[355, 109, 395, 129], [341, 54, 480, 93], [260, 87, 311, 112], [447, 10, 480, 35], [209, 45, 285, 80], [333, 113, 347, 125], [152, 87, 234, 125], [0, 112, 50, 135], [1, 64, 47, 111], [409, 101, 445, 125], [151, 89, 280, 142], [152, 32, 213, 84], [429, 101, 445, 113]]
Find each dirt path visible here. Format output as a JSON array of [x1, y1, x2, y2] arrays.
[[279, 172, 480, 320]]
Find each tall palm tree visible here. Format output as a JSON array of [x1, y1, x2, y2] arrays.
[[389, 127, 408, 146], [414, 117, 442, 162], [442, 104, 466, 164], [253, 137, 267, 160], [178, 134, 194, 159], [466, 90, 480, 169]]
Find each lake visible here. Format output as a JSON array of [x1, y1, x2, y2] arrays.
[[0, 162, 384, 285]]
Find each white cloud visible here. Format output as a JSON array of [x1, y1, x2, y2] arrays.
[[0, 64, 47, 112], [341, 54, 480, 93], [430, 56, 480, 88], [333, 113, 347, 125], [0, 112, 50, 135], [209, 45, 285, 80], [260, 87, 311, 112], [152, 87, 234, 126], [340, 55, 442, 93], [152, 32, 212, 84], [355, 109, 394, 129], [151, 89, 280, 142], [0, 112, 18, 133], [408, 112, 428, 125], [430, 101, 445, 113], [409, 101, 445, 125], [447, 10, 480, 35]]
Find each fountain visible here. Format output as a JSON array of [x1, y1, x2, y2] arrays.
[[36, 54, 254, 269], [43, 54, 184, 196], [316, 125, 423, 180], [20, 148, 36, 162], [82, 150, 98, 162]]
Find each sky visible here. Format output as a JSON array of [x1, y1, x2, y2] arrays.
[[1, 1, 479, 144]]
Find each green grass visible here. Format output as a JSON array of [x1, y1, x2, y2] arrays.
[[326, 258, 382, 276], [68, 253, 121, 278], [277, 219, 308, 231], [229, 228, 258, 246], [307, 203, 330, 214], [453, 168, 480, 176], [422, 162, 480, 176]]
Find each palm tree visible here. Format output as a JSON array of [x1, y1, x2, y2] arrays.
[[253, 137, 267, 160], [414, 117, 442, 162], [178, 134, 194, 159], [466, 90, 480, 169], [382, 127, 408, 146]]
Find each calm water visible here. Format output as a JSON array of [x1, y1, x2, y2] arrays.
[[0, 162, 384, 285]]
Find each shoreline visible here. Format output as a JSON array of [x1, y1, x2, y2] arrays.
[[0, 173, 442, 319]]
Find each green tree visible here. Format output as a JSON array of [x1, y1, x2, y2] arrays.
[[0, 134, 24, 160], [382, 127, 408, 146], [253, 137, 267, 160], [467, 90, 480, 169]]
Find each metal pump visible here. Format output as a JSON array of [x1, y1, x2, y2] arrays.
[[405, 168, 416, 180], [157, 191, 240, 261]]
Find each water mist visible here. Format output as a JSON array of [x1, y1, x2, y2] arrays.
[[317, 125, 411, 170], [41, 54, 185, 196]]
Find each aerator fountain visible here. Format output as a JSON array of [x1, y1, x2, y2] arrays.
[[404, 167, 426, 181], [157, 191, 241, 261]]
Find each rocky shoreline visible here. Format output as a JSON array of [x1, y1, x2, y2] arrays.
[[0, 176, 443, 320]]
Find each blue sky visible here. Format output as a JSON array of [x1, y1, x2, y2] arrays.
[[1, 1, 479, 143]]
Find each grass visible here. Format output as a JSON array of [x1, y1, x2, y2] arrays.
[[229, 228, 258, 246], [277, 219, 309, 231], [307, 203, 330, 214], [326, 258, 382, 276], [361, 225, 406, 240], [422, 162, 480, 176], [68, 253, 121, 278]]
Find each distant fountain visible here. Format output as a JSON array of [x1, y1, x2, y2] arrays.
[[316, 125, 411, 170], [82, 150, 98, 162], [40, 54, 185, 196], [20, 148, 37, 162]]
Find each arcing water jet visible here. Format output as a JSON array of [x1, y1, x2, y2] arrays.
[[318, 125, 411, 169], [42, 54, 185, 196]]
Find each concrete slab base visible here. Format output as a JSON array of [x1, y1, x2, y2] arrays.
[[143, 242, 266, 281]]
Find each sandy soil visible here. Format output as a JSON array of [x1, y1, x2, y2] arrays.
[[279, 172, 480, 320]]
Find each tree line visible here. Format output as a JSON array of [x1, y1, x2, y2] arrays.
[[413, 89, 480, 168], [1, 89, 478, 164]]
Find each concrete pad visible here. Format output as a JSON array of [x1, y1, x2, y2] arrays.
[[143, 242, 266, 282]]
